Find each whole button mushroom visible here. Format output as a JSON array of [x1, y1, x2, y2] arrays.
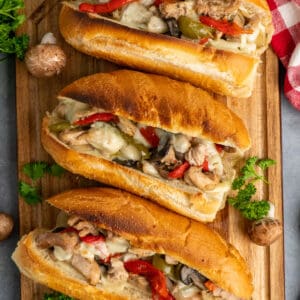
[[25, 32, 66, 78], [248, 218, 282, 246], [0, 213, 14, 241]]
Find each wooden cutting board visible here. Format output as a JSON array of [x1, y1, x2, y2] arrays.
[[16, 1, 284, 299]]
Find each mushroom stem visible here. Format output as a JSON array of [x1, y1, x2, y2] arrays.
[[41, 32, 57, 45], [267, 201, 275, 218]]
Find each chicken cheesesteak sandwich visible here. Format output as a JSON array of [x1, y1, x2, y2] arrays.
[[41, 70, 251, 223], [12, 188, 253, 299], [59, 0, 273, 97]]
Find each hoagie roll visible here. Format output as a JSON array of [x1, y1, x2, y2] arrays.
[[12, 187, 253, 299], [41, 70, 251, 222], [58, 0, 273, 97]]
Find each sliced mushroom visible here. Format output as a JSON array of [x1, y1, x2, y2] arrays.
[[113, 158, 140, 169], [161, 145, 178, 165], [184, 167, 220, 190], [152, 161, 181, 179], [36, 231, 79, 252], [166, 18, 180, 37], [180, 266, 206, 289]]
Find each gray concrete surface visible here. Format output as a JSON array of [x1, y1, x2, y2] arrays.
[[0, 56, 299, 299], [0, 55, 20, 299], [281, 91, 300, 300]]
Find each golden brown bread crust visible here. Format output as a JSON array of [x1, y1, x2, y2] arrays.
[[45, 187, 253, 299], [59, 4, 260, 98], [11, 230, 133, 300], [58, 70, 251, 150], [248, 0, 270, 10], [42, 117, 225, 223]]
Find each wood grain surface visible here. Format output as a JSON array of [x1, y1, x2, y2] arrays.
[[16, 1, 284, 299]]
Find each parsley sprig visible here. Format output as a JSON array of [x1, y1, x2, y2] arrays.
[[19, 162, 65, 205], [44, 292, 74, 300], [228, 157, 276, 220], [0, 0, 29, 60]]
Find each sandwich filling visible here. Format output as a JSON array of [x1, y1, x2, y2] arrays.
[[72, 0, 272, 55], [36, 214, 242, 299], [48, 99, 242, 196]]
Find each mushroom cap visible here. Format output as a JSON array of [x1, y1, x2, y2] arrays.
[[25, 44, 66, 78], [248, 218, 282, 246], [0, 213, 14, 241]]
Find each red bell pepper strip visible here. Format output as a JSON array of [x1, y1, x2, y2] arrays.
[[168, 161, 190, 179], [74, 112, 118, 126], [79, 0, 136, 14], [80, 234, 105, 243], [199, 16, 253, 36], [199, 37, 209, 45], [204, 280, 217, 292], [215, 144, 224, 153], [201, 158, 209, 172], [124, 260, 175, 300], [140, 126, 160, 148]]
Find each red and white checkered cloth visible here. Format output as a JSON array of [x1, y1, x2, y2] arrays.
[[267, 0, 300, 110]]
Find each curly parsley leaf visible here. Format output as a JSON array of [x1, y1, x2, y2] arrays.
[[43, 292, 74, 300], [18, 181, 41, 205], [240, 156, 259, 180], [228, 157, 276, 220], [257, 158, 276, 170], [239, 200, 270, 220], [232, 177, 245, 190], [0, 0, 29, 60]]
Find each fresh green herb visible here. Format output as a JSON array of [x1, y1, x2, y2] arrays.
[[257, 158, 276, 170], [49, 163, 65, 177], [228, 157, 276, 220], [0, 0, 29, 60], [18, 181, 41, 204], [22, 162, 65, 180], [19, 161, 65, 205], [43, 292, 74, 300], [22, 162, 49, 180]]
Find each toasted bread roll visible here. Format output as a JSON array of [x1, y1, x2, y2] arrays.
[[58, 0, 273, 97], [12, 187, 253, 299], [42, 70, 250, 222]]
